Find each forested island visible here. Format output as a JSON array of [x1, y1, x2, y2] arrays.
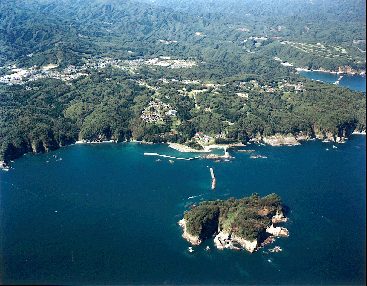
[[0, 0, 366, 166], [179, 193, 289, 253]]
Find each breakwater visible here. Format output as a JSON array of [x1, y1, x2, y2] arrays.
[[144, 152, 199, 161]]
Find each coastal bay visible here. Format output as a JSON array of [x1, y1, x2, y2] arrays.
[[0, 135, 365, 284], [0, 0, 365, 284], [299, 70, 366, 92]]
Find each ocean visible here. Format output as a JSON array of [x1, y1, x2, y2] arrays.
[[0, 136, 365, 285], [299, 71, 366, 92]]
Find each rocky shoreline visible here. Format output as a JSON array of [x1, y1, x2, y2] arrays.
[[2, 128, 365, 167], [178, 219, 202, 245], [168, 142, 244, 153], [295, 67, 366, 76], [262, 134, 301, 146], [352, 130, 366, 135], [213, 231, 258, 253], [255, 129, 366, 146], [75, 139, 117, 144], [179, 210, 290, 253], [179, 194, 290, 253], [0, 160, 10, 171]]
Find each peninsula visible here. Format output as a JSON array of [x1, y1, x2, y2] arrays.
[[0, 0, 366, 167], [179, 193, 289, 253]]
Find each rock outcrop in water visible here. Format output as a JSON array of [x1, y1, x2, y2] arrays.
[[178, 219, 202, 245], [179, 193, 289, 253], [262, 134, 301, 146]]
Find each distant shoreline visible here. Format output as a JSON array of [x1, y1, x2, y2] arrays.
[[1, 131, 365, 170], [296, 67, 366, 76]]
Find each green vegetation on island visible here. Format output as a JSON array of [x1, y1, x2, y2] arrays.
[[184, 193, 283, 240], [180, 193, 289, 252]]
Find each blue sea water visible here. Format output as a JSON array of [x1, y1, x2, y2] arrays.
[[0, 136, 365, 285], [299, 71, 366, 92]]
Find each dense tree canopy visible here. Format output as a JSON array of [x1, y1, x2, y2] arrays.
[[0, 0, 365, 162]]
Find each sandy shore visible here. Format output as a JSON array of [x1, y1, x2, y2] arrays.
[[203, 144, 229, 152], [168, 143, 209, 153], [168, 142, 240, 153]]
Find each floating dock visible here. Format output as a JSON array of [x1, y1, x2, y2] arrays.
[[210, 167, 216, 190]]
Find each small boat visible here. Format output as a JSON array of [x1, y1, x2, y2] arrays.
[[188, 247, 194, 253], [332, 145, 338, 149]]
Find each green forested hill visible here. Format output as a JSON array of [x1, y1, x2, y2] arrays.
[[0, 0, 365, 163], [1, 0, 365, 69]]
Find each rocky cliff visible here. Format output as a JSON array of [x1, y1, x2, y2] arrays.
[[179, 193, 290, 253]]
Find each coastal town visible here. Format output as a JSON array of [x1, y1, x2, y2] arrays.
[[140, 99, 177, 124], [0, 56, 197, 85], [1, 54, 362, 170]]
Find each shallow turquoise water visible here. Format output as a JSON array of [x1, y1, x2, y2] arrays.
[[0, 136, 366, 284], [299, 71, 366, 92]]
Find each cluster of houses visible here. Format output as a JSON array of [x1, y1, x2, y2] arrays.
[[0, 64, 87, 85], [244, 36, 269, 48], [0, 67, 32, 85], [144, 57, 197, 69], [238, 79, 305, 94], [140, 100, 177, 123], [273, 57, 293, 67], [194, 132, 213, 144], [84, 56, 197, 71], [280, 40, 351, 60], [0, 55, 197, 86], [237, 27, 250, 32], [280, 80, 305, 92], [158, 39, 178, 45]]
